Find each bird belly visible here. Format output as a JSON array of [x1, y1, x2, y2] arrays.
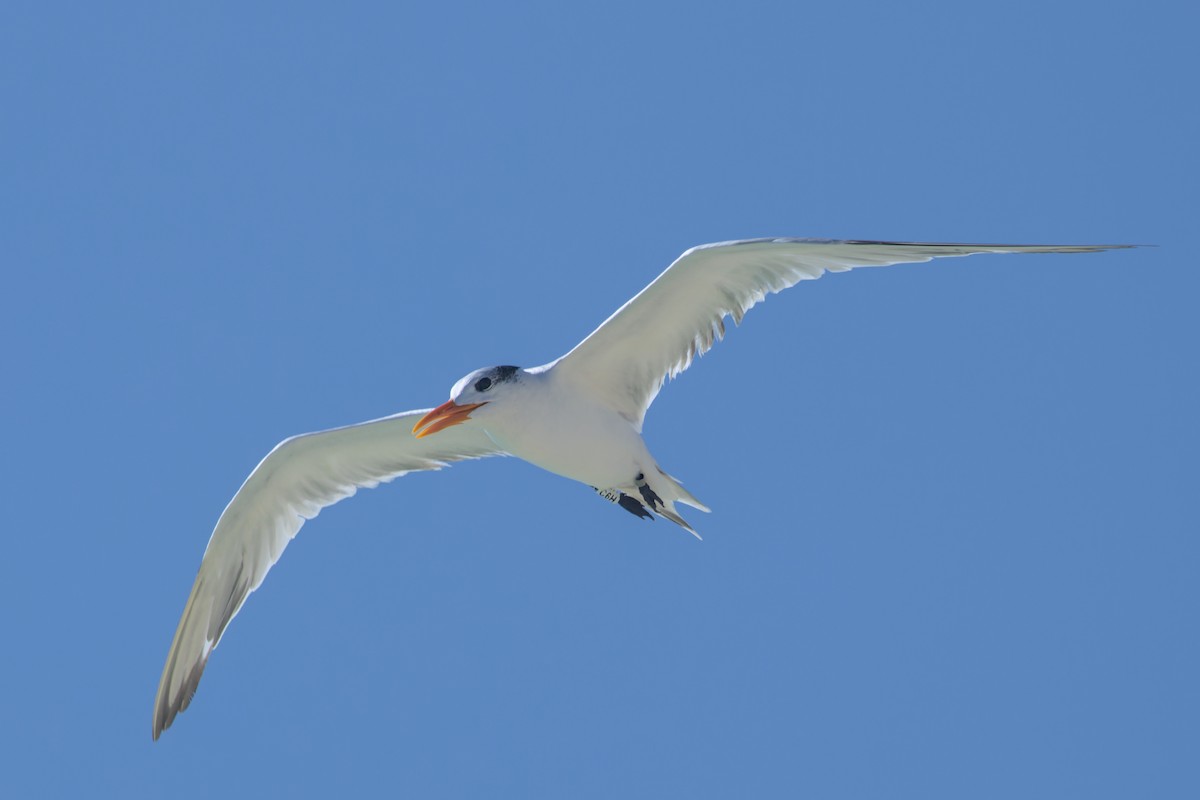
[[483, 404, 647, 489]]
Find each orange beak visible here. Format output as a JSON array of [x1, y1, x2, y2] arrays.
[[412, 399, 487, 439]]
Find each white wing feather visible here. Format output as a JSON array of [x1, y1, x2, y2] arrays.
[[152, 410, 502, 739], [552, 238, 1130, 428]]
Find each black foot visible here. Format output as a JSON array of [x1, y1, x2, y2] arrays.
[[618, 493, 654, 520], [594, 485, 654, 521], [635, 473, 665, 512]]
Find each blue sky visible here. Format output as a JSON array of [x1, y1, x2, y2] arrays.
[[2, 1, 1195, 797]]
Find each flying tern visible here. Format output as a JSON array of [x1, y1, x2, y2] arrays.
[[153, 237, 1131, 738]]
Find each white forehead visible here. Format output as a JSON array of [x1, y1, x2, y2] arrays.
[[449, 371, 481, 398]]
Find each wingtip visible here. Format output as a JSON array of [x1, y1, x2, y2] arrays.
[[152, 640, 209, 741], [152, 702, 171, 741], [151, 693, 177, 741]]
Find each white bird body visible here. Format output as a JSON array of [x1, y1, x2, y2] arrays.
[[467, 366, 706, 528], [472, 368, 633, 487], [152, 237, 1133, 739]]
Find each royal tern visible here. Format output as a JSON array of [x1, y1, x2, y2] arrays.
[[153, 237, 1131, 738]]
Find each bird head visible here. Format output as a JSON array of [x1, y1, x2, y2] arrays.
[[412, 365, 523, 438]]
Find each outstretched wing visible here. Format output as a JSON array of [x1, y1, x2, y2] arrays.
[[552, 238, 1130, 429], [153, 410, 502, 739]]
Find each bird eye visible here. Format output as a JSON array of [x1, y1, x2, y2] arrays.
[[474, 377, 493, 392]]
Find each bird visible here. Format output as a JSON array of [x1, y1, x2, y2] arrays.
[[152, 237, 1132, 739]]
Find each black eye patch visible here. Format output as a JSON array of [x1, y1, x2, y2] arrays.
[[474, 377, 493, 392]]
